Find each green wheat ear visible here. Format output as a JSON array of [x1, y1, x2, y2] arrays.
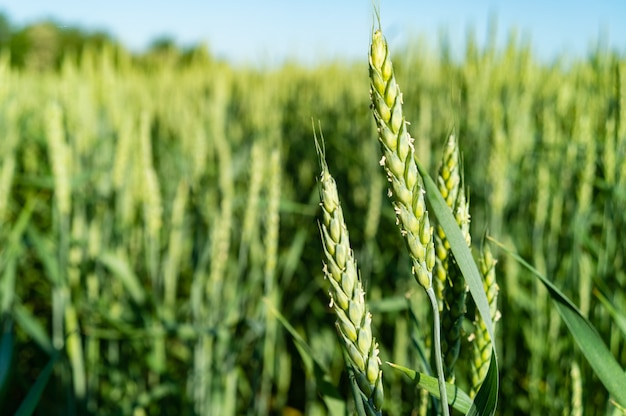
[[369, 28, 449, 416], [434, 134, 470, 383], [368, 29, 436, 291], [315, 130, 384, 415], [470, 237, 499, 397]]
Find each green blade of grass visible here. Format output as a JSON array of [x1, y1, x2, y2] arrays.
[[490, 237, 626, 408], [417, 161, 499, 415], [13, 302, 54, 356], [468, 354, 498, 416], [14, 352, 60, 416], [594, 288, 626, 338], [99, 251, 146, 306], [263, 298, 345, 412], [0, 316, 13, 399], [2, 198, 36, 314], [387, 361, 472, 413], [25, 226, 62, 287]]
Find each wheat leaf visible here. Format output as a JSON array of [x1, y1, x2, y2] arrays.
[[490, 237, 626, 408]]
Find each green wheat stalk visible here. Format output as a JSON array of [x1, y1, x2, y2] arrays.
[[434, 134, 470, 383], [368, 27, 449, 416], [315, 131, 384, 415]]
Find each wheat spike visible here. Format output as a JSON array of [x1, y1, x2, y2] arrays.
[[470, 238, 499, 397], [369, 29, 435, 290], [434, 134, 470, 382], [369, 27, 455, 414], [316, 133, 384, 415], [45, 102, 72, 217]]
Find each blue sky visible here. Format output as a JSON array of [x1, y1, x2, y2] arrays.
[[1, 1, 625, 66]]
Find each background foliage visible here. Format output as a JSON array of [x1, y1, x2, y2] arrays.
[[0, 14, 625, 415]]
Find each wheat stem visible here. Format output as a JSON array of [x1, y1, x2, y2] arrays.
[[426, 286, 450, 416]]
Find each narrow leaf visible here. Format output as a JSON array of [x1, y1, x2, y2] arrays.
[[13, 303, 54, 355], [490, 238, 626, 408], [264, 298, 345, 411], [264, 298, 326, 374], [467, 355, 498, 416], [417, 162, 495, 347], [2, 198, 36, 313], [0, 316, 13, 396], [417, 161, 499, 415], [25, 227, 62, 286], [14, 352, 60, 416], [99, 251, 146, 306], [387, 362, 472, 413]]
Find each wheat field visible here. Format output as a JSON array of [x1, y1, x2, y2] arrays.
[[0, 18, 625, 415]]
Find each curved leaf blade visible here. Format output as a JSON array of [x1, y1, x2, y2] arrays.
[[264, 298, 346, 413], [417, 161, 499, 415], [14, 352, 60, 416], [387, 361, 472, 413], [490, 238, 626, 408], [467, 354, 498, 416]]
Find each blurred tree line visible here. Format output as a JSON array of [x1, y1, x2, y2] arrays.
[[0, 11, 213, 70]]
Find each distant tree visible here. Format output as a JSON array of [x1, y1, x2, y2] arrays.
[[0, 13, 11, 47], [0, 13, 214, 70], [0, 13, 118, 70], [139, 35, 181, 68], [149, 36, 177, 54], [180, 42, 213, 66], [20, 22, 60, 70]]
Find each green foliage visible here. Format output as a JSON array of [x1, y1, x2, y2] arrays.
[[493, 238, 626, 409], [0, 13, 214, 71], [0, 14, 623, 416]]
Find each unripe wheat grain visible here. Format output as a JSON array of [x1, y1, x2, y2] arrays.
[[434, 134, 470, 383], [369, 27, 449, 416], [316, 134, 384, 415], [368, 29, 435, 291]]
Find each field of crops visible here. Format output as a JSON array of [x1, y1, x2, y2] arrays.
[[1, 21, 625, 415]]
